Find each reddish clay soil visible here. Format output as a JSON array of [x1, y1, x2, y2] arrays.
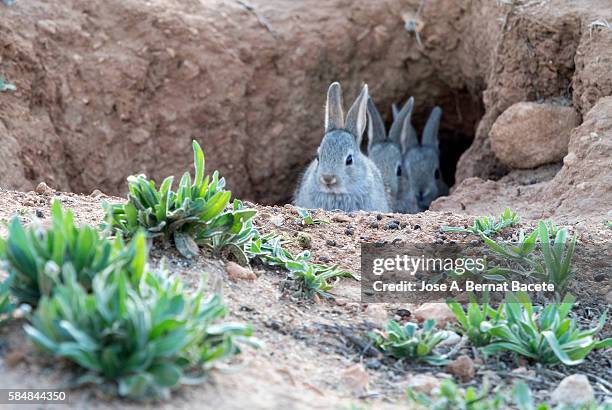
[[1, 0, 611, 408]]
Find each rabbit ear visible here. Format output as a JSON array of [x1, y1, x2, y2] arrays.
[[391, 103, 400, 121], [422, 106, 442, 149], [325, 82, 344, 133], [367, 97, 386, 152], [345, 84, 369, 146], [389, 97, 417, 151]]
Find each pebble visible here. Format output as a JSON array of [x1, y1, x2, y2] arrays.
[[332, 214, 351, 223], [325, 239, 337, 247], [414, 303, 457, 327], [35, 181, 53, 195], [405, 374, 440, 394], [385, 221, 400, 230], [344, 227, 354, 236], [225, 262, 257, 281], [297, 233, 312, 249], [35, 209, 44, 218], [551, 374, 595, 406], [447, 355, 475, 382]]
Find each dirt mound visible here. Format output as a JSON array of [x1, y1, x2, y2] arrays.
[[0, 0, 611, 220], [432, 96, 612, 225]]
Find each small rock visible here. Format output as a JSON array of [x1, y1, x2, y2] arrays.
[[593, 273, 606, 282], [512, 367, 536, 378], [447, 355, 475, 382], [35, 209, 44, 218], [370, 221, 379, 229], [551, 374, 594, 406], [405, 374, 440, 394], [365, 304, 388, 323], [325, 239, 337, 246], [35, 182, 53, 195], [437, 330, 461, 347], [90, 189, 104, 198], [4, 348, 27, 368], [297, 232, 312, 249], [413, 224, 421, 230], [225, 262, 257, 281], [340, 364, 369, 394], [376, 214, 383, 221], [385, 221, 400, 230], [490, 102, 579, 169], [365, 358, 382, 370], [344, 227, 355, 236], [270, 216, 284, 227], [332, 213, 351, 223], [414, 303, 456, 327], [318, 255, 330, 263], [606, 290, 612, 304]]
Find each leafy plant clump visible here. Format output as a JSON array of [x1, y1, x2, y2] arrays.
[[25, 253, 254, 400], [0, 200, 130, 306], [447, 295, 505, 347], [249, 233, 356, 298], [481, 292, 611, 365], [296, 208, 329, 226], [0, 276, 14, 326], [442, 208, 519, 236], [481, 221, 576, 297], [407, 378, 505, 410], [370, 319, 450, 365], [104, 140, 257, 260]]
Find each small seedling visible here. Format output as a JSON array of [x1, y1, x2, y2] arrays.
[[481, 220, 576, 296], [407, 378, 505, 410], [0, 76, 16, 92], [481, 292, 611, 365], [370, 319, 450, 365], [447, 294, 505, 347], [442, 208, 519, 236], [296, 208, 328, 226], [248, 233, 356, 298]]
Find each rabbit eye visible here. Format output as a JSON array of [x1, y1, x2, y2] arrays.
[[434, 168, 441, 179], [345, 154, 353, 166], [396, 165, 402, 176]]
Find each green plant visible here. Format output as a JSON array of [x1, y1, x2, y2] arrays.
[[0, 200, 126, 306], [482, 221, 576, 296], [25, 258, 254, 400], [481, 292, 611, 365], [104, 141, 257, 260], [249, 233, 356, 298], [447, 295, 504, 347], [407, 378, 505, 410], [296, 208, 328, 226], [0, 76, 16, 92], [0, 275, 14, 326], [442, 208, 519, 236], [370, 319, 450, 365]]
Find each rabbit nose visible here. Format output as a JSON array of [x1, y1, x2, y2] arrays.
[[320, 174, 337, 186]]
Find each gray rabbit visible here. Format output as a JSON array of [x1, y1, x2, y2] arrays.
[[294, 82, 390, 212], [367, 96, 417, 213], [400, 106, 449, 211]]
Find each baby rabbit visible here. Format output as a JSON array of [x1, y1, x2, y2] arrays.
[[294, 82, 390, 212], [367, 96, 417, 213], [400, 106, 449, 211]]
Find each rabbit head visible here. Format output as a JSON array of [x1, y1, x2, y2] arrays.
[[367, 97, 414, 211], [313, 82, 370, 195], [401, 106, 445, 211], [294, 82, 390, 212]]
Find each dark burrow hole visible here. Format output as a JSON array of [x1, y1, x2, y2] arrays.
[[384, 85, 483, 191]]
